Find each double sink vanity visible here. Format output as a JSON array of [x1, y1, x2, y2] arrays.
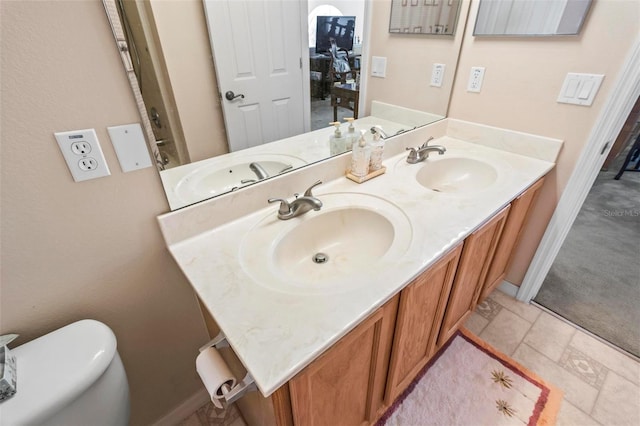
[[157, 118, 562, 425]]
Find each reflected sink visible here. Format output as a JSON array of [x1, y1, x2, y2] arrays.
[[416, 158, 498, 193], [174, 154, 306, 202], [240, 193, 412, 294]]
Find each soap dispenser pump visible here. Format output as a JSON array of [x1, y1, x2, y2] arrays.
[[344, 117, 358, 147], [350, 130, 371, 177], [329, 121, 347, 155], [369, 126, 385, 171]]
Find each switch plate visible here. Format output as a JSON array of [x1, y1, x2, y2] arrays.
[[371, 56, 387, 78], [54, 129, 110, 182], [467, 67, 485, 92], [557, 73, 604, 106], [107, 123, 153, 172], [431, 63, 445, 87]]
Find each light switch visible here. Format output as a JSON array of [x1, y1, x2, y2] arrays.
[[557, 73, 604, 106], [107, 123, 152, 172], [578, 80, 595, 100], [371, 56, 387, 78]]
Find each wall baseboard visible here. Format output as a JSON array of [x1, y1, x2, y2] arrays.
[[498, 280, 519, 298], [153, 388, 210, 426]]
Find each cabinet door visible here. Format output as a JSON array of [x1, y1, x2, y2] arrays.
[[288, 295, 399, 426], [437, 206, 510, 346], [385, 244, 462, 403], [478, 178, 545, 303]]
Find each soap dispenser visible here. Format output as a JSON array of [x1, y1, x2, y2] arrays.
[[350, 130, 371, 177], [369, 126, 385, 171], [329, 121, 347, 155], [343, 117, 358, 148]]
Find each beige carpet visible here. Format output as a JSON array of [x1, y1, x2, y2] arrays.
[[378, 329, 562, 426]]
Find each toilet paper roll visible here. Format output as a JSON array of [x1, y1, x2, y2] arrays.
[[196, 347, 237, 408]]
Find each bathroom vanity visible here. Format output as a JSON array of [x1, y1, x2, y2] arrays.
[[157, 119, 561, 425]]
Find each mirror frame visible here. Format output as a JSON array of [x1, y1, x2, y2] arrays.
[[103, 0, 166, 172]]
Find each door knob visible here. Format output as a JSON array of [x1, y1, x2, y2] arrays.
[[225, 91, 245, 101]]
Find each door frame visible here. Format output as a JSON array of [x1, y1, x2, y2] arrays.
[[517, 35, 640, 302]]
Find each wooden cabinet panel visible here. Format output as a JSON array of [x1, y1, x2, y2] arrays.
[[437, 206, 510, 347], [288, 295, 399, 426], [385, 244, 462, 403], [478, 178, 545, 303]]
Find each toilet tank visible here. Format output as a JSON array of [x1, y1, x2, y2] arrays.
[[0, 320, 130, 425]]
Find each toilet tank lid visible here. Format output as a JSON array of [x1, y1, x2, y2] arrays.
[[0, 319, 118, 423]]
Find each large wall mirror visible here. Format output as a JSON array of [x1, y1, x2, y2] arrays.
[[104, 0, 469, 210], [474, 0, 592, 36], [389, 0, 462, 35]]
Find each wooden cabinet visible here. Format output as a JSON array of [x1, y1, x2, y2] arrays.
[[437, 206, 510, 347], [477, 178, 545, 303], [384, 244, 462, 403], [287, 295, 399, 426]]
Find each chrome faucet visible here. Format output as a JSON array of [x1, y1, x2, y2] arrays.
[[268, 180, 323, 220], [370, 125, 389, 139], [249, 162, 270, 180], [406, 137, 446, 164]]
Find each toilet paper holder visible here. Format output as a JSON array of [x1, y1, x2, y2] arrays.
[[199, 332, 257, 404]]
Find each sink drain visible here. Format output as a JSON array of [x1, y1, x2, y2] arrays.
[[312, 253, 329, 264]]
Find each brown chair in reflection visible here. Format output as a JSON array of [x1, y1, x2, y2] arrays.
[[328, 56, 360, 121]]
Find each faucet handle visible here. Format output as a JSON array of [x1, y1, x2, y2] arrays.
[[303, 180, 323, 197], [406, 146, 419, 163], [268, 198, 291, 215], [420, 136, 435, 149]]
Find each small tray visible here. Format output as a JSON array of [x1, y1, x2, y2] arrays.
[[346, 166, 386, 184]]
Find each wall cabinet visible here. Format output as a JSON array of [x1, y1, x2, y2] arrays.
[[478, 178, 545, 303], [384, 244, 462, 403], [436, 206, 510, 347]]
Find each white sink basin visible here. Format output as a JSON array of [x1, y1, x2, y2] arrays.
[[174, 154, 306, 202], [240, 193, 412, 294], [415, 157, 498, 193]]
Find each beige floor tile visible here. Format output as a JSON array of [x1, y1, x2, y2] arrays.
[[512, 343, 599, 414], [464, 311, 489, 335], [479, 308, 532, 356], [556, 400, 602, 426], [570, 331, 640, 386], [489, 289, 542, 323], [591, 372, 640, 425], [524, 312, 577, 362]]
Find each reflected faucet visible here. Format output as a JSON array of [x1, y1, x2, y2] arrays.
[[370, 125, 389, 139], [406, 137, 446, 164], [268, 181, 323, 220], [249, 162, 270, 180]]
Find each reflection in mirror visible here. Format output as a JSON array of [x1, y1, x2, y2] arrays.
[[104, 0, 469, 210], [474, 0, 592, 36], [389, 0, 462, 35]]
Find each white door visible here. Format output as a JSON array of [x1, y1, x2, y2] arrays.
[[203, 0, 306, 152]]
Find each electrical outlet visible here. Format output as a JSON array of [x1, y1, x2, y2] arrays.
[[467, 66, 485, 93], [431, 63, 445, 87], [55, 128, 111, 182]]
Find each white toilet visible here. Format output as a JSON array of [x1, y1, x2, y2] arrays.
[[0, 319, 130, 425]]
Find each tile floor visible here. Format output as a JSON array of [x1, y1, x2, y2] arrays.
[[181, 289, 640, 425]]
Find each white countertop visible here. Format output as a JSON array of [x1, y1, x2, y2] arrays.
[[161, 128, 559, 396]]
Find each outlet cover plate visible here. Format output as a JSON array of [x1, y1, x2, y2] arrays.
[[371, 56, 387, 78], [431, 63, 445, 87], [107, 123, 153, 172], [467, 66, 485, 93], [55, 128, 110, 182]]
